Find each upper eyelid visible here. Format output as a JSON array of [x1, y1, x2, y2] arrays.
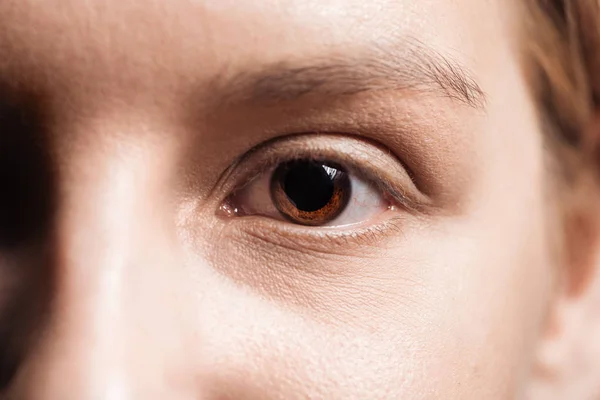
[[213, 133, 433, 213]]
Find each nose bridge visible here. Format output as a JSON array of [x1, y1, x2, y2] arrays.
[[55, 136, 163, 315], [12, 135, 191, 398], [56, 139, 155, 292]]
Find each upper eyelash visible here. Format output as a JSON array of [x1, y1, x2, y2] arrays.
[[213, 133, 433, 215], [226, 154, 421, 215]]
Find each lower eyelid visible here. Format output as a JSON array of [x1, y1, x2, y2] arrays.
[[216, 211, 412, 279]]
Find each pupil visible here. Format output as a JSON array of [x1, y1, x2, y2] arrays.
[[281, 161, 338, 212]]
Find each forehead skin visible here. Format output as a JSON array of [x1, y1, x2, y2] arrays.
[[0, 1, 552, 399], [0, 0, 508, 104]]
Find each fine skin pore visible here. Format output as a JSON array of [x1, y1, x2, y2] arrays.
[[0, 0, 598, 399]]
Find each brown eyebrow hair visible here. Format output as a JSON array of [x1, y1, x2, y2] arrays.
[[215, 40, 486, 110]]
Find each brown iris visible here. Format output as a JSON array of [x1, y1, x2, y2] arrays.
[[270, 160, 351, 226]]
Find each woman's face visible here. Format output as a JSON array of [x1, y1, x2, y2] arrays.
[[0, 0, 560, 398]]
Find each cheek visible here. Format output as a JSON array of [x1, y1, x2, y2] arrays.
[[406, 214, 554, 398], [412, 65, 557, 396], [184, 201, 552, 400]]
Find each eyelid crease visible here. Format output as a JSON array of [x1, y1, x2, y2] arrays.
[[213, 133, 434, 215]]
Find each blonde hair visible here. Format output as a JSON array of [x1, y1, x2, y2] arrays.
[[524, 0, 600, 181], [523, 0, 600, 272]]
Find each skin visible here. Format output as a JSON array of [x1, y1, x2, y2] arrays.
[[0, 0, 597, 398]]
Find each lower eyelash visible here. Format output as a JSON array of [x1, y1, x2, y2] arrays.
[[221, 208, 410, 250], [214, 134, 433, 225]]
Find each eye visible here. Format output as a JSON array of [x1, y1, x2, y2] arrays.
[[270, 160, 351, 226], [222, 158, 390, 227]]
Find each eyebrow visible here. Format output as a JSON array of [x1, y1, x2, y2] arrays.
[[217, 40, 486, 110]]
